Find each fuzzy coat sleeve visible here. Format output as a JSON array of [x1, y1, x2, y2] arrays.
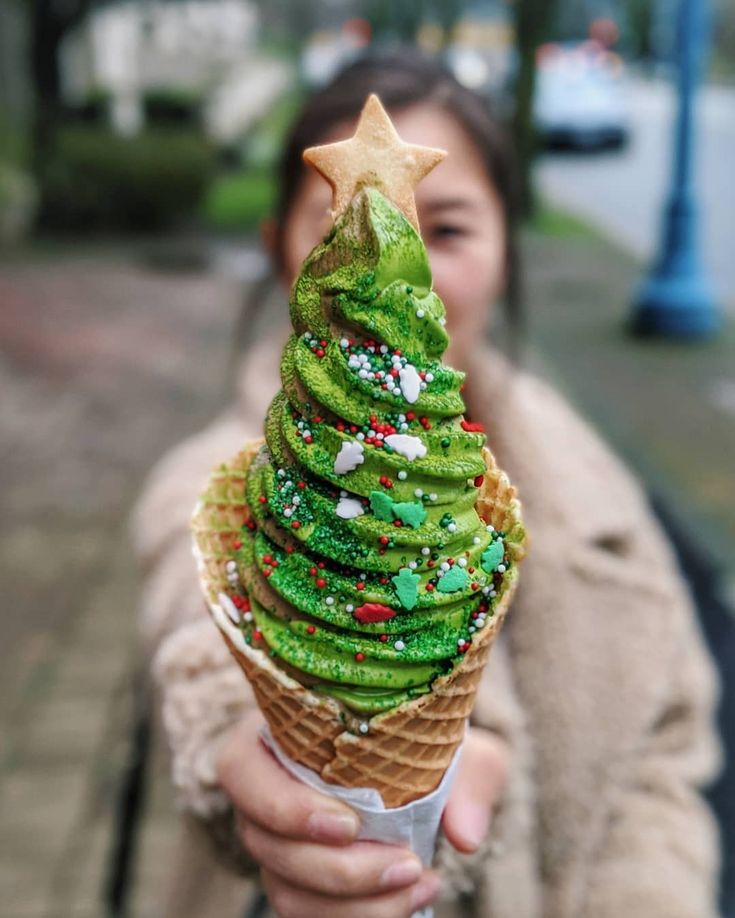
[[578, 526, 722, 918]]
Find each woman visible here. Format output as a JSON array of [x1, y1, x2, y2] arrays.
[[133, 52, 721, 917]]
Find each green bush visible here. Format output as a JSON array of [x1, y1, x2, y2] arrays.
[[39, 126, 216, 231], [202, 168, 276, 233]]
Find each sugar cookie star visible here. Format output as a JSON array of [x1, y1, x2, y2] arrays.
[[303, 93, 446, 231]]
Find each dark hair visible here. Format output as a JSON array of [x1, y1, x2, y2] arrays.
[[273, 49, 525, 361]]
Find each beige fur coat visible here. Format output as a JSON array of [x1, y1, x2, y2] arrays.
[[132, 335, 722, 918]]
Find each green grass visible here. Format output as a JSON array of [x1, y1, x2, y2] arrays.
[[529, 201, 600, 240], [203, 168, 276, 232]]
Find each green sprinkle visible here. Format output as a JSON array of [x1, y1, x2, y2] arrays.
[[481, 539, 505, 573], [392, 501, 427, 529], [437, 566, 470, 593], [392, 567, 420, 610], [369, 490, 394, 521]]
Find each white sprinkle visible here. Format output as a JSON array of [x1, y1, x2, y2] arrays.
[[346, 604, 354, 613], [359, 722, 369, 734], [340, 490, 347, 497], [380, 344, 388, 354], [398, 414, 406, 422], [482, 586, 491, 595], [356, 432, 365, 441], [440, 562, 450, 572], [225, 560, 237, 572], [358, 369, 369, 379], [409, 561, 417, 570], [414, 488, 423, 497], [421, 547, 431, 556], [243, 611, 253, 623], [497, 563, 506, 573], [420, 381, 427, 390], [400, 423, 409, 431], [476, 618, 485, 629], [486, 524, 495, 532], [384, 434, 427, 461], [439, 317, 446, 325], [325, 596, 334, 606], [457, 638, 465, 647], [473, 536, 481, 545], [376, 432, 384, 440], [333, 441, 365, 475], [447, 523, 457, 533], [219, 593, 241, 624], [335, 496, 365, 519], [292, 495, 301, 505], [458, 558, 467, 567], [436, 570, 445, 578], [425, 372, 434, 382], [394, 640, 406, 651], [469, 626, 476, 634], [283, 508, 293, 517], [397, 470, 408, 481], [277, 468, 286, 477], [399, 364, 421, 403], [429, 493, 438, 501], [416, 309, 425, 318]]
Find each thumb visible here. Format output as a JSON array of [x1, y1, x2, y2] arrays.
[[441, 728, 510, 853]]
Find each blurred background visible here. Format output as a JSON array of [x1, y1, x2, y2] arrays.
[[0, 1, 733, 916]]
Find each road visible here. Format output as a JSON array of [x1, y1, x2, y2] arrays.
[[536, 78, 735, 311]]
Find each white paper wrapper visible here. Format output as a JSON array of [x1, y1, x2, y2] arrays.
[[261, 724, 463, 918]]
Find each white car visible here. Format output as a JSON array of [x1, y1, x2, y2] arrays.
[[534, 41, 630, 150]]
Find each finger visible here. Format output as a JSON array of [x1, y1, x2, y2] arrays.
[[242, 821, 422, 897], [217, 709, 359, 844], [442, 727, 509, 852], [261, 867, 440, 918]]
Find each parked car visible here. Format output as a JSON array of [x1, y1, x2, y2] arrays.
[[534, 41, 630, 150]]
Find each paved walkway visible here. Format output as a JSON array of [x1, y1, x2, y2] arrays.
[[0, 225, 732, 916]]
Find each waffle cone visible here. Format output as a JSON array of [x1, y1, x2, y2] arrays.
[[192, 441, 526, 808]]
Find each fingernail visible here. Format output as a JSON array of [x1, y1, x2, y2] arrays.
[[410, 874, 441, 911], [457, 802, 490, 849], [380, 857, 422, 890], [307, 811, 359, 843]]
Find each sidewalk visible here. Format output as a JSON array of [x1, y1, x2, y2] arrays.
[[0, 223, 732, 916]]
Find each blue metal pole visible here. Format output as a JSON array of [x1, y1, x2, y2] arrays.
[[630, 0, 721, 337]]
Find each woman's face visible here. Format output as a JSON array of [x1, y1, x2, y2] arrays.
[[275, 103, 507, 362]]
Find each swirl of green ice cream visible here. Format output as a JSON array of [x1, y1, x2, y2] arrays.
[[234, 188, 511, 717]]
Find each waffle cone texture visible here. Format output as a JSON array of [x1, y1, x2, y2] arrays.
[[192, 440, 526, 808]]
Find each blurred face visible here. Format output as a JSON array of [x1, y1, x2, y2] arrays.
[[275, 104, 507, 363]]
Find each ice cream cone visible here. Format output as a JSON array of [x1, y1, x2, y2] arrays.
[[192, 440, 524, 807]]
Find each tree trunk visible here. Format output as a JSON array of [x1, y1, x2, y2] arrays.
[[512, 0, 557, 218]]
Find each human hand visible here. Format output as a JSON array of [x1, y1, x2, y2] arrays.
[[218, 710, 508, 917]]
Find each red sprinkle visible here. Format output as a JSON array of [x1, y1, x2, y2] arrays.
[[297, 480, 307, 489], [474, 475, 485, 488], [379, 535, 390, 546], [309, 567, 317, 576], [233, 539, 242, 549], [306, 625, 316, 635], [355, 652, 365, 662], [461, 420, 485, 433], [316, 578, 326, 588], [291, 520, 301, 529], [426, 583, 435, 592], [258, 495, 267, 504], [354, 603, 396, 624], [379, 634, 389, 642], [356, 582, 365, 591], [252, 630, 263, 641]]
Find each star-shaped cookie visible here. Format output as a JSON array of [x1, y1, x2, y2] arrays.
[[303, 93, 446, 232]]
